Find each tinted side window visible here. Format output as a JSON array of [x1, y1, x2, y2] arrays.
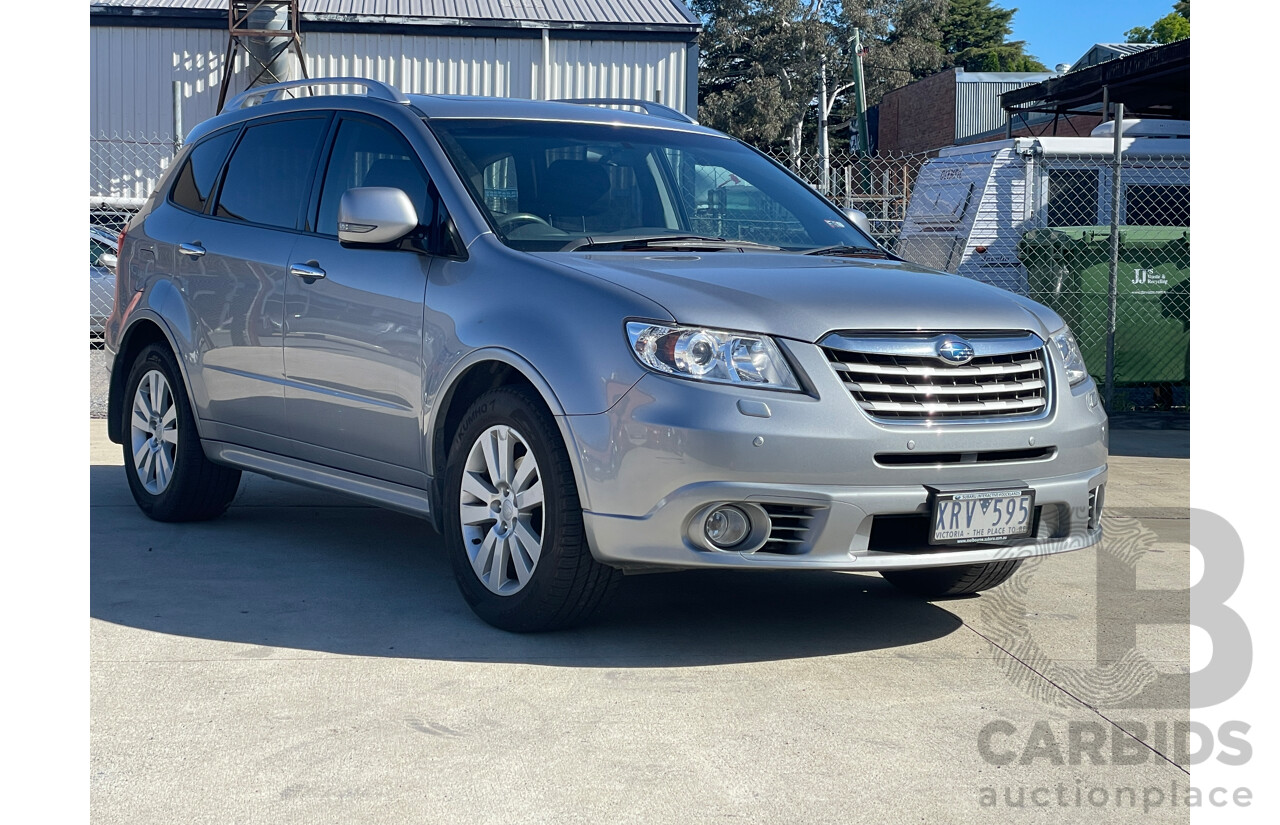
[[437, 201, 466, 258], [215, 117, 328, 229], [170, 130, 237, 213], [316, 118, 432, 236]]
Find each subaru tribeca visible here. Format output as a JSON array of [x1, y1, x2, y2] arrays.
[[104, 79, 1107, 631]]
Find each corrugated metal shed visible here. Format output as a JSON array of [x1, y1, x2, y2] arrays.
[[89, 0, 700, 197], [90, 27, 691, 134], [955, 71, 1051, 142], [303, 32, 687, 103], [89, 0, 700, 28]]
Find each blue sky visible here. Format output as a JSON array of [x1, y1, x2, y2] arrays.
[[1007, 0, 1180, 69]]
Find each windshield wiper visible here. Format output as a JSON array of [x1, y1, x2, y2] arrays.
[[802, 245, 894, 258], [562, 234, 781, 252]]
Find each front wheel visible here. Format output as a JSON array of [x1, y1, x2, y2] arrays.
[[443, 387, 620, 632], [122, 343, 241, 522], [880, 559, 1023, 597]]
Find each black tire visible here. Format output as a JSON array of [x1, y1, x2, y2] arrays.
[[443, 387, 621, 632], [880, 559, 1022, 597], [122, 343, 241, 522]]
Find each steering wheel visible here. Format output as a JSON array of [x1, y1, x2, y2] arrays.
[[497, 212, 553, 232]]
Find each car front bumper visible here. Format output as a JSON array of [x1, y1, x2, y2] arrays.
[[580, 466, 1105, 571], [564, 343, 1109, 572]]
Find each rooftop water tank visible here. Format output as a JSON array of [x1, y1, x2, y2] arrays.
[[238, 1, 293, 86]]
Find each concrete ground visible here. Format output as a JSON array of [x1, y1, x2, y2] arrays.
[[90, 415, 1191, 824]]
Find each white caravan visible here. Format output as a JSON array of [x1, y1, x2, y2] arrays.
[[895, 120, 1190, 294]]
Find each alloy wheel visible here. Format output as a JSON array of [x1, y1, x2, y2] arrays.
[[130, 369, 178, 494], [458, 424, 545, 595]]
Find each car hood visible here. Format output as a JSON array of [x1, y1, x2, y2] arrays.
[[535, 251, 1062, 342]]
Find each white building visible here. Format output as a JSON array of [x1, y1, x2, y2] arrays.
[[90, 0, 701, 198]]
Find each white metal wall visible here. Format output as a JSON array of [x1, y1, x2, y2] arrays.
[[92, 27, 219, 139], [955, 81, 1049, 143], [304, 32, 540, 100], [547, 38, 686, 109], [90, 26, 690, 142]]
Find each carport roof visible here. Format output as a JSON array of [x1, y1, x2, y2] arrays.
[[1001, 38, 1189, 120]]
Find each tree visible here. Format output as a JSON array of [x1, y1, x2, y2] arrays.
[[834, 1, 949, 107], [696, 0, 958, 154], [694, 0, 835, 162], [939, 0, 1046, 72], [693, 0, 1046, 154], [1126, 2, 1190, 44]]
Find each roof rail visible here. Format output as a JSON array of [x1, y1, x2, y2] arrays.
[[556, 98, 697, 125], [222, 77, 410, 113]]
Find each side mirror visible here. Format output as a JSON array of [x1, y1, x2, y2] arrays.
[[844, 208, 873, 236], [97, 252, 118, 270], [337, 187, 419, 245]]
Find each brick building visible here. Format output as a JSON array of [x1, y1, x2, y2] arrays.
[[875, 66, 1101, 155]]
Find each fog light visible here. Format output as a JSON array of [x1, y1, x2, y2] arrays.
[[704, 505, 751, 549]]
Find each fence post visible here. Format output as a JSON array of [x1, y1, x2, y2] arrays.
[[172, 81, 184, 153], [881, 170, 890, 225], [1105, 103, 1124, 410]]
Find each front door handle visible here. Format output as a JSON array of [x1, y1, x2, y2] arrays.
[[178, 242, 205, 258], [289, 261, 326, 282]]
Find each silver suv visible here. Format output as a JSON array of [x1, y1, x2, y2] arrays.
[[104, 79, 1107, 631]]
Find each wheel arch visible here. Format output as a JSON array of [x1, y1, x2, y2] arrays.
[[427, 350, 591, 528], [107, 315, 188, 445]]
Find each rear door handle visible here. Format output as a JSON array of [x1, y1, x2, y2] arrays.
[[289, 262, 326, 282], [178, 242, 205, 258]]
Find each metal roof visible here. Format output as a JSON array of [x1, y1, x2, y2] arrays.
[[89, 0, 700, 27], [1070, 42, 1158, 72], [955, 72, 1052, 84], [1002, 38, 1189, 120]]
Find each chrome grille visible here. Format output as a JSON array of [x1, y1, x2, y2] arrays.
[[823, 331, 1050, 422]]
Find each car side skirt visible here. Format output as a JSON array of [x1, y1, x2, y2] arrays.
[[203, 441, 434, 521]]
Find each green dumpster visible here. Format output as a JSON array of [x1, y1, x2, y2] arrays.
[[1018, 226, 1190, 385]]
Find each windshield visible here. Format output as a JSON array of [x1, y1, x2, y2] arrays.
[[428, 118, 880, 253]]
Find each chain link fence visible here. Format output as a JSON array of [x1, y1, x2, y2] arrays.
[[1020, 152, 1189, 412], [763, 148, 927, 249], [767, 145, 1190, 411], [89, 134, 1188, 410], [89, 133, 177, 345]]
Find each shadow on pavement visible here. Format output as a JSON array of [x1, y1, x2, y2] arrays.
[[1107, 412, 1189, 459], [91, 466, 963, 667]]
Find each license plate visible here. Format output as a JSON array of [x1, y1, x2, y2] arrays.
[[928, 487, 1035, 544]]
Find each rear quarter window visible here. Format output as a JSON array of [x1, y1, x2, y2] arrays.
[[170, 129, 238, 213]]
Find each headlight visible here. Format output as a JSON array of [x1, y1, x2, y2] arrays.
[[626, 322, 801, 391], [1050, 326, 1089, 386]]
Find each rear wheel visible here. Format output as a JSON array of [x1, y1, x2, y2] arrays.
[[443, 387, 620, 632], [122, 343, 240, 522], [880, 559, 1022, 597]]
